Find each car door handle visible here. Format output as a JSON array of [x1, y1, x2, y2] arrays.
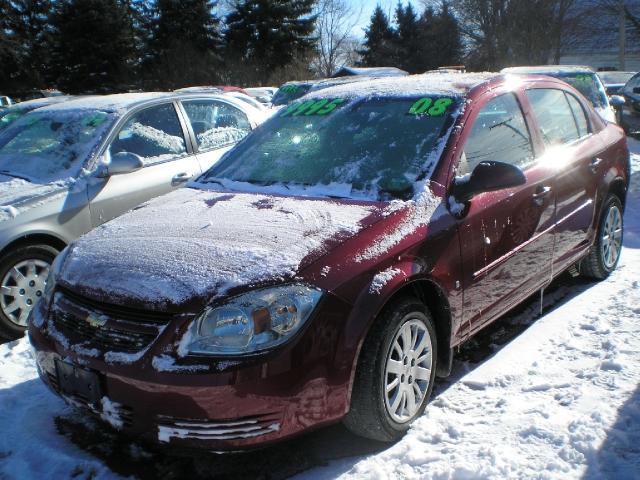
[[171, 172, 191, 185], [590, 157, 603, 173], [532, 186, 552, 206]]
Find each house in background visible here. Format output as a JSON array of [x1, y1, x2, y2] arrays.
[[559, 0, 640, 71]]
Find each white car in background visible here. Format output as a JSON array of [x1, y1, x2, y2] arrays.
[[502, 65, 618, 123], [0, 91, 264, 339]]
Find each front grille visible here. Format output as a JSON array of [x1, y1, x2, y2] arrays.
[[58, 286, 173, 325], [51, 309, 160, 353], [49, 289, 174, 355], [157, 413, 281, 442]]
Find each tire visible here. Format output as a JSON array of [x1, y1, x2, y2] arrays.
[[0, 244, 59, 340], [580, 194, 623, 280], [344, 297, 437, 442]]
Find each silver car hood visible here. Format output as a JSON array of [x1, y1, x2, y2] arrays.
[[59, 187, 379, 312], [0, 175, 70, 221]]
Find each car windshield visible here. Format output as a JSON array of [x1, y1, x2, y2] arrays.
[[271, 84, 313, 106], [555, 72, 608, 109], [0, 108, 29, 132], [202, 95, 460, 200], [0, 109, 114, 183]]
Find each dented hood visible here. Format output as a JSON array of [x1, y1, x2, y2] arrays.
[[59, 187, 383, 312]]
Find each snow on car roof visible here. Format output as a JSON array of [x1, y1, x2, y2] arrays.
[[305, 72, 500, 100], [333, 66, 409, 77], [39, 92, 175, 113], [502, 65, 595, 75], [10, 96, 76, 111]]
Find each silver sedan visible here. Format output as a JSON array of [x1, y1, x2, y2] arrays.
[[0, 92, 265, 338]]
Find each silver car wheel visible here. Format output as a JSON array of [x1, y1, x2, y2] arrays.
[[0, 259, 50, 326], [601, 204, 623, 270], [384, 318, 433, 423]]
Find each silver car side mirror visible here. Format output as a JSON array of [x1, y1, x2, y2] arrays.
[[610, 95, 625, 108], [107, 152, 144, 175]]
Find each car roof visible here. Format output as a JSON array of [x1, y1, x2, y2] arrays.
[[502, 65, 595, 75], [303, 72, 501, 100], [31, 92, 253, 115]]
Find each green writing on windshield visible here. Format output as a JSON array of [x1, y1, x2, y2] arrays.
[[408, 97, 454, 116], [82, 112, 108, 128], [280, 85, 299, 94], [280, 98, 345, 117]]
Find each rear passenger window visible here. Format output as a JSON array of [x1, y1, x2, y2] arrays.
[[525, 89, 580, 145], [109, 103, 187, 166], [459, 93, 533, 176], [565, 93, 589, 138], [182, 100, 251, 152]]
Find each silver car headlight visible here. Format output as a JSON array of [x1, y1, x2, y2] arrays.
[[180, 284, 323, 356]]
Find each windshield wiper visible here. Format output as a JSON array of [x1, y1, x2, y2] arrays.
[[0, 170, 34, 182]]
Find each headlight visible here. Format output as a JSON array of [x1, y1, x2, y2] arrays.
[[180, 284, 323, 356]]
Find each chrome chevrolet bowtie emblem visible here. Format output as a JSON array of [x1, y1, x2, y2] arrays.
[[86, 313, 107, 328]]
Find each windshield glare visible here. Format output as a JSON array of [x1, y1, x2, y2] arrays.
[[203, 96, 459, 201], [557, 72, 608, 109], [0, 109, 114, 183], [0, 109, 28, 132]]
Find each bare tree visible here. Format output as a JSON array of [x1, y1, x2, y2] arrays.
[[312, 0, 363, 78]]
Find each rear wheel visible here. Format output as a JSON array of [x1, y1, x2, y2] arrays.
[[344, 297, 437, 442], [0, 244, 58, 340], [580, 194, 623, 280]]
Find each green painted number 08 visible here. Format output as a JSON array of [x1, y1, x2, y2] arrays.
[[409, 97, 454, 116]]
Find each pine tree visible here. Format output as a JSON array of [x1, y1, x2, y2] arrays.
[[358, 5, 395, 68], [146, 0, 222, 88], [394, 2, 423, 73], [224, 0, 316, 85], [50, 0, 136, 93], [0, 0, 54, 91], [430, 1, 462, 68]]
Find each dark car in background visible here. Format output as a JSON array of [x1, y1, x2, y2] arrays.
[[30, 73, 628, 451], [598, 71, 636, 95], [618, 71, 640, 134]]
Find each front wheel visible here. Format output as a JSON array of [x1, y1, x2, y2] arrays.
[[580, 194, 623, 280], [344, 297, 437, 442], [0, 244, 58, 340]]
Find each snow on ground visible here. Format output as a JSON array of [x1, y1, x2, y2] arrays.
[[0, 139, 639, 479]]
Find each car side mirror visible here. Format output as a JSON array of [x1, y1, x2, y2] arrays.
[[609, 95, 625, 108], [453, 161, 526, 203], [106, 152, 144, 176]]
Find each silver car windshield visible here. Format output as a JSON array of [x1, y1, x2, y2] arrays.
[[0, 109, 114, 183]]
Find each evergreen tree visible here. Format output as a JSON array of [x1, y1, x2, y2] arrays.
[[146, 0, 222, 88], [224, 0, 316, 85], [394, 2, 423, 73], [358, 5, 395, 67], [419, 1, 462, 71], [50, 0, 136, 93], [0, 0, 53, 91]]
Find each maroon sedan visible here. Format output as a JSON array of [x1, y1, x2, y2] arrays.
[[29, 73, 629, 450]]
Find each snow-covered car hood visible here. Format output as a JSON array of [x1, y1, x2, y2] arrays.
[[0, 175, 70, 222], [58, 187, 383, 312]]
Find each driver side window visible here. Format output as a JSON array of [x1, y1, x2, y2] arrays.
[[459, 93, 533, 176], [109, 103, 187, 166]]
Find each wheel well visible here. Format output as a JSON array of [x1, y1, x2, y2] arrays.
[[385, 279, 453, 377], [608, 179, 627, 210], [0, 234, 66, 259]]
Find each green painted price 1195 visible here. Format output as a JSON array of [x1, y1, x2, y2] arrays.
[[280, 98, 345, 117]]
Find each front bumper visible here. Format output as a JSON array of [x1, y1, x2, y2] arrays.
[[28, 292, 354, 451]]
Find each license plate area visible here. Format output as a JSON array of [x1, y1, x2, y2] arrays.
[[55, 360, 102, 406]]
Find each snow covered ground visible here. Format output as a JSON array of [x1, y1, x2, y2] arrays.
[[1, 140, 639, 479]]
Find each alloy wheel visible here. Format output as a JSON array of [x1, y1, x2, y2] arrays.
[[0, 259, 50, 327], [384, 318, 433, 423], [601, 204, 623, 270]]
